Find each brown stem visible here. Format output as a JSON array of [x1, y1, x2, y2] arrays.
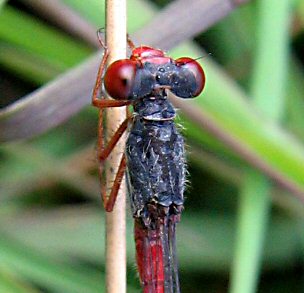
[[19, 0, 99, 48], [133, 0, 250, 49], [0, 0, 250, 142], [104, 1, 127, 292], [170, 94, 304, 202]]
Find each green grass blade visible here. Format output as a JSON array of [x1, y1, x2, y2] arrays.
[[2, 1, 304, 196], [62, 0, 156, 32], [230, 1, 291, 293], [230, 172, 271, 293], [0, 0, 7, 10], [286, 59, 304, 141], [0, 43, 61, 84], [251, 2, 290, 120], [0, 207, 301, 273], [171, 44, 304, 194], [0, 268, 39, 293], [0, 235, 104, 293], [0, 6, 92, 70]]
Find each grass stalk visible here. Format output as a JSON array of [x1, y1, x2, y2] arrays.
[[104, 0, 127, 292], [229, 1, 291, 292]]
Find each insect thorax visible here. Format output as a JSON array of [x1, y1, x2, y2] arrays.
[[133, 94, 176, 121]]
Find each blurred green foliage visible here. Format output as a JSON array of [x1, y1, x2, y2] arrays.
[[0, 0, 304, 292]]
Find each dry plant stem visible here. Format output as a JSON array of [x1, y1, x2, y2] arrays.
[[20, 0, 99, 47], [104, 0, 127, 292], [135, 0, 250, 49], [170, 94, 304, 202], [0, 1, 303, 199], [0, 0, 248, 142]]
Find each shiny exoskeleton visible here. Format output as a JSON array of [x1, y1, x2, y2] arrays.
[[95, 44, 205, 293], [127, 93, 185, 293], [104, 47, 204, 221]]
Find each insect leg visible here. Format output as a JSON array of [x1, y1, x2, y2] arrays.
[[92, 40, 109, 106], [93, 99, 131, 108], [91, 42, 132, 211], [97, 117, 130, 211], [127, 33, 136, 50], [98, 117, 130, 161], [103, 154, 127, 212]]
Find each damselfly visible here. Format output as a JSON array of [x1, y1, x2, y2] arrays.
[[92, 34, 205, 293]]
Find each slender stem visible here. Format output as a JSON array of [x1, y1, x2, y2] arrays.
[[104, 0, 127, 292], [20, 0, 99, 47], [230, 171, 271, 293], [229, 1, 291, 293], [0, 0, 251, 143]]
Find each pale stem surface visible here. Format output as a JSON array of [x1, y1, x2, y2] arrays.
[[104, 0, 127, 292]]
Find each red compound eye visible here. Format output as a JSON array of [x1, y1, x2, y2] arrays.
[[104, 59, 137, 100], [175, 57, 205, 96]]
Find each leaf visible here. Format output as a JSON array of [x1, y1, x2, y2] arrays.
[[0, 234, 104, 293], [0, 6, 92, 69]]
